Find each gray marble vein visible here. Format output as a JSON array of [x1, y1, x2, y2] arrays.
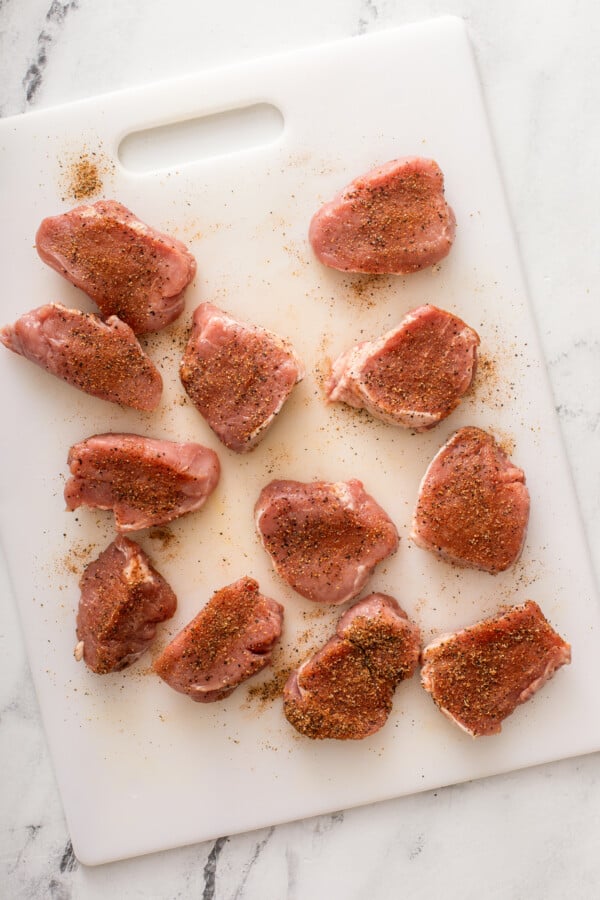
[[203, 837, 228, 900], [232, 827, 275, 900], [22, 0, 79, 105], [357, 0, 380, 34], [58, 840, 78, 875]]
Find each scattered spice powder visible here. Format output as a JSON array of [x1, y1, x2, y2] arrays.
[[491, 429, 516, 457], [244, 625, 335, 709], [148, 527, 177, 550], [247, 666, 292, 703], [68, 153, 102, 200], [471, 351, 506, 409], [344, 273, 392, 307], [61, 541, 96, 576], [58, 148, 113, 202]]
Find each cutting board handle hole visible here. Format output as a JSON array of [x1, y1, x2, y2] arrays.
[[118, 103, 284, 172]]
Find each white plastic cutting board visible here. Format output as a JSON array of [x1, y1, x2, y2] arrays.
[[1, 17, 599, 866]]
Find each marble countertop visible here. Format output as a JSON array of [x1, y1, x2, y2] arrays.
[[1, 0, 599, 896]]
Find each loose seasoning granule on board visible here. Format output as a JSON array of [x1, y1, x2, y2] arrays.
[[245, 629, 330, 708], [492, 430, 516, 457], [247, 666, 292, 703], [313, 354, 332, 394], [471, 352, 505, 409], [148, 527, 176, 549], [344, 273, 391, 305], [61, 541, 96, 576], [143, 323, 191, 362], [301, 606, 332, 622], [476, 352, 497, 385], [67, 153, 103, 201]]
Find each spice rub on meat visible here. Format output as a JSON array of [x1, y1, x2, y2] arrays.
[[309, 157, 456, 274], [153, 577, 283, 702], [65, 433, 220, 532], [327, 305, 479, 430], [75, 536, 177, 674], [284, 593, 421, 740], [421, 601, 571, 737], [0, 303, 162, 410], [411, 427, 530, 573], [180, 302, 304, 452], [35, 200, 196, 334], [255, 479, 399, 605]]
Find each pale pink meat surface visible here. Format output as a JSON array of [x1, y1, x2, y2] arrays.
[[180, 302, 304, 452], [327, 305, 479, 430], [411, 427, 530, 573], [309, 157, 456, 274], [65, 433, 220, 532], [421, 601, 571, 737], [35, 200, 196, 334], [284, 593, 421, 740], [0, 303, 162, 410], [153, 577, 283, 702], [76, 536, 177, 674], [255, 479, 399, 604]]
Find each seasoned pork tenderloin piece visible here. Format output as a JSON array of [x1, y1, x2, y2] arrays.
[[327, 305, 479, 430], [76, 536, 177, 674], [255, 479, 399, 604], [284, 593, 421, 740], [309, 157, 456, 274], [153, 577, 283, 702], [65, 433, 220, 532], [411, 427, 530, 573], [421, 601, 571, 737], [36, 200, 196, 333], [0, 303, 162, 410], [180, 302, 304, 452]]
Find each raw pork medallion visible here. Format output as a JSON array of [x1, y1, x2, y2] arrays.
[[327, 304, 479, 430], [255, 479, 399, 604], [180, 302, 304, 452], [309, 157, 456, 274], [153, 577, 283, 702], [65, 434, 220, 532], [284, 594, 421, 740], [36, 200, 196, 333], [0, 303, 162, 410], [421, 601, 571, 736], [75, 536, 177, 674], [411, 427, 530, 573]]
